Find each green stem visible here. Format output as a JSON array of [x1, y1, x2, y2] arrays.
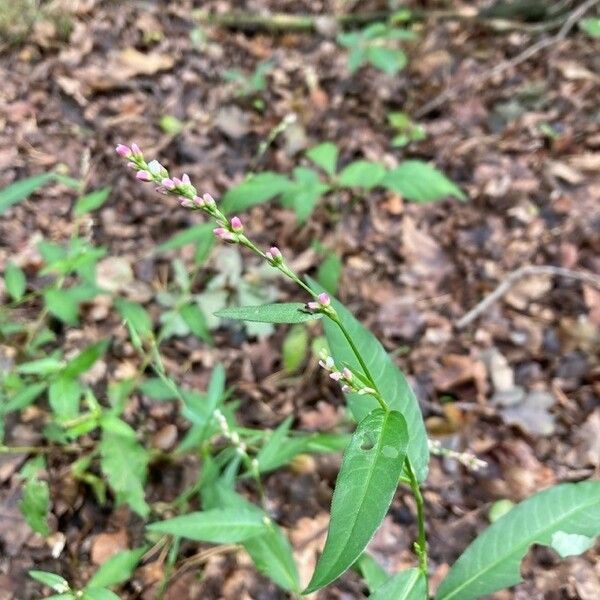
[[406, 458, 429, 595]]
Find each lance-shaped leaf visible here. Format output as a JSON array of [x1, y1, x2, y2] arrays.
[[307, 278, 429, 481], [436, 481, 600, 600], [304, 409, 408, 593], [371, 568, 426, 600], [147, 508, 267, 543], [215, 302, 321, 324]]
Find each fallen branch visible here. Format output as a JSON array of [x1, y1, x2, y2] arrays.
[[192, 8, 572, 34], [455, 265, 600, 329], [416, 0, 599, 117]]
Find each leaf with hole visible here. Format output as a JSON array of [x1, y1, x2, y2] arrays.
[[308, 278, 429, 481], [304, 408, 408, 593], [436, 481, 600, 600]]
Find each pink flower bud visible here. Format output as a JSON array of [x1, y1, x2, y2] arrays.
[[266, 246, 282, 262], [136, 170, 152, 181], [147, 160, 163, 175], [131, 143, 142, 156], [329, 371, 342, 381], [230, 216, 243, 232], [179, 196, 196, 208], [341, 384, 351, 393], [115, 144, 131, 157], [214, 227, 235, 241], [181, 173, 191, 185], [342, 367, 353, 381], [307, 301, 320, 310], [203, 193, 216, 206], [162, 178, 176, 190], [318, 292, 331, 306], [172, 177, 183, 186], [192, 195, 205, 207]]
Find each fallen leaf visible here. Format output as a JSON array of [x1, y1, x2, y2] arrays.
[[91, 529, 129, 565]]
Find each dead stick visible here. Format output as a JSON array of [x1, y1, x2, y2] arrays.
[[455, 265, 600, 329], [192, 9, 569, 34], [416, 0, 600, 117]]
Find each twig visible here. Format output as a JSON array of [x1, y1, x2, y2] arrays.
[[456, 265, 600, 329], [415, 0, 600, 118], [192, 8, 573, 34]]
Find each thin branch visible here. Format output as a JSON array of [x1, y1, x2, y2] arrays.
[[415, 0, 599, 118], [456, 265, 600, 329]]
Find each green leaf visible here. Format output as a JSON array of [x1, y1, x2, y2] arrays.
[[74, 187, 111, 216], [354, 553, 389, 592], [210, 485, 300, 592], [304, 409, 408, 593], [16, 356, 64, 375], [156, 222, 214, 253], [0, 173, 53, 215], [435, 481, 600, 600], [86, 546, 146, 589], [338, 161, 386, 190], [159, 114, 185, 135], [114, 298, 153, 339], [100, 418, 149, 518], [82, 589, 121, 600], [308, 278, 429, 481], [371, 568, 426, 600], [2, 382, 47, 414], [180, 302, 212, 343], [138, 378, 178, 401], [366, 46, 407, 75], [43, 288, 79, 325], [147, 508, 267, 543], [48, 377, 82, 420], [282, 324, 308, 373], [5, 262, 26, 301], [19, 478, 50, 536], [306, 142, 339, 176], [221, 172, 293, 213], [579, 18, 600, 37], [382, 160, 466, 202], [488, 499, 514, 523], [281, 167, 329, 223], [347, 46, 366, 72], [316, 253, 342, 295], [29, 570, 70, 593], [215, 303, 320, 324], [63, 340, 109, 378], [244, 521, 301, 592]]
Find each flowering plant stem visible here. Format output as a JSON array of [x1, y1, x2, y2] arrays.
[[116, 144, 429, 587]]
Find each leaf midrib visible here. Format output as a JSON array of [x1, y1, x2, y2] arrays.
[[438, 493, 599, 600]]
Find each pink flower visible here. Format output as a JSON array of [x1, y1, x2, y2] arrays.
[[136, 170, 152, 181], [230, 216, 243, 232], [341, 384, 351, 393], [162, 178, 176, 190], [179, 196, 196, 208], [214, 227, 235, 241], [115, 144, 131, 157], [182, 173, 191, 185], [342, 368, 353, 381], [131, 143, 142, 156], [192, 195, 205, 206], [329, 371, 342, 381]]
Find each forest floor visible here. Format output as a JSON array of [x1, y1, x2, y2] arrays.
[[0, 0, 599, 598]]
